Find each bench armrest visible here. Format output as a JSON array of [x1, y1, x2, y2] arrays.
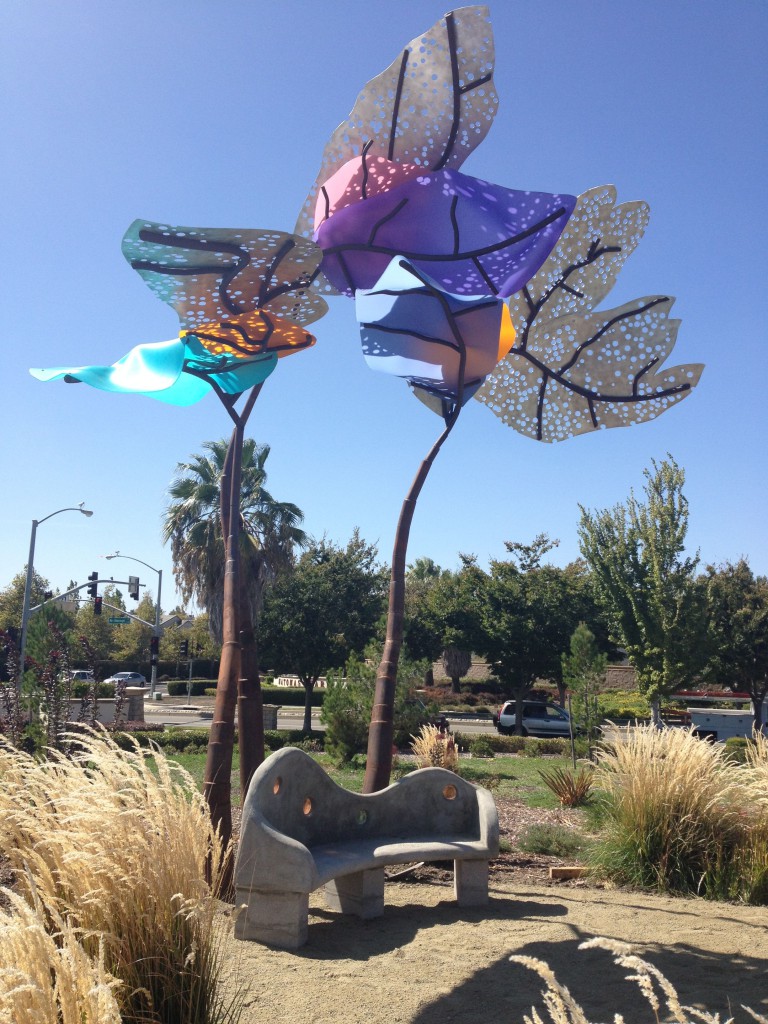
[[235, 814, 319, 895], [477, 786, 500, 857]]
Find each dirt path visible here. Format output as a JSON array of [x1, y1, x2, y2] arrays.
[[219, 875, 768, 1024]]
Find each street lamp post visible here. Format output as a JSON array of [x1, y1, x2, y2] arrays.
[[106, 552, 162, 696], [18, 503, 94, 694]]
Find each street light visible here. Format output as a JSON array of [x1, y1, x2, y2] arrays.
[[18, 503, 94, 694], [105, 551, 162, 696]]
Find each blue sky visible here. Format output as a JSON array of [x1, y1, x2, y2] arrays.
[[1, 0, 766, 612]]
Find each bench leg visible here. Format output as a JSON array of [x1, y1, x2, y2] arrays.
[[324, 869, 385, 919], [454, 859, 489, 906], [234, 889, 309, 949]]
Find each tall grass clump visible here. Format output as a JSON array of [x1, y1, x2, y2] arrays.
[[0, 728, 239, 1024], [0, 887, 122, 1023], [511, 937, 768, 1024], [738, 730, 768, 902], [411, 723, 458, 770], [591, 724, 765, 900]]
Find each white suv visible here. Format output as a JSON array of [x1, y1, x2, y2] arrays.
[[494, 700, 572, 737]]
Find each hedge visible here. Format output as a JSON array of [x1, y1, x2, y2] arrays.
[[453, 731, 588, 757], [112, 726, 326, 754], [166, 680, 214, 697], [165, 681, 327, 706]]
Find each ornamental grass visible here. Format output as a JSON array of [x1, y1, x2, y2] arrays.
[[0, 887, 122, 1024], [538, 764, 595, 807], [512, 937, 767, 1024], [0, 728, 239, 1024], [591, 724, 768, 902], [411, 723, 459, 771]]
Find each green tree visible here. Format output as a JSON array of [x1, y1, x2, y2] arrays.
[[402, 558, 445, 680], [0, 569, 51, 631], [74, 597, 117, 668], [475, 537, 588, 735], [562, 622, 608, 750], [426, 560, 485, 694], [112, 592, 156, 665], [578, 457, 707, 725], [258, 532, 387, 732], [704, 560, 768, 732], [163, 437, 307, 805]]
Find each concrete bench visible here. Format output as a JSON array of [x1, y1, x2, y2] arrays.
[[234, 747, 499, 948]]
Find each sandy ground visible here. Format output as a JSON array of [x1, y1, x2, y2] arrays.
[[219, 873, 768, 1024]]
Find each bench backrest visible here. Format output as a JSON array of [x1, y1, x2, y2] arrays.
[[243, 747, 481, 849]]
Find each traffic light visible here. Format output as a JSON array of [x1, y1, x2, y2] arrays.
[[179, 639, 189, 658], [93, 596, 102, 616], [87, 572, 98, 598], [128, 576, 140, 601], [150, 634, 159, 666]]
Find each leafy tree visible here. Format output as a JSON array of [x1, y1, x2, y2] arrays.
[[112, 592, 156, 665], [704, 560, 768, 732], [578, 457, 707, 725], [74, 590, 119, 667], [428, 561, 485, 693], [474, 537, 589, 735], [258, 532, 387, 732], [402, 558, 445, 679], [562, 622, 608, 751], [403, 557, 486, 693], [159, 613, 221, 667], [0, 569, 51, 631]]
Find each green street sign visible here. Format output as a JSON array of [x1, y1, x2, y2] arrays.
[[109, 616, 131, 624]]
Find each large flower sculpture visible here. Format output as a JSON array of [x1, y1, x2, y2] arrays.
[[30, 221, 328, 848], [32, 222, 325, 405], [297, 4, 703, 791]]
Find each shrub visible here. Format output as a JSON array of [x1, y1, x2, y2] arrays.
[[321, 652, 430, 763], [518, 823, 585, 858], [261, 686, 326, 707], [591, 724, 768, 901], [539, 764, 594, 807], [411, 724, 458, 770], [724, 736, 752, 763], [71, 681, 115, 698], [0, 729, 236, 1024], [467, 736, 496, 758]]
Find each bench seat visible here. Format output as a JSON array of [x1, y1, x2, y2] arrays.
[[234, 747, 499, 948]]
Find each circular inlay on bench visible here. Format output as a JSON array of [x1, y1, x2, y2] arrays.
[[303, 797, 313, 815], [443, 784, 458, 800], [273, 777, 282, 795]]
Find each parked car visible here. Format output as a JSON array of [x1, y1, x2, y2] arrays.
[[103, 671, 147, 686], [66, 670, 95, 684], [494, 699, 572, 737]]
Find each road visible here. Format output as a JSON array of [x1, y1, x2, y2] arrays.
[[141, 697, 496, 736]]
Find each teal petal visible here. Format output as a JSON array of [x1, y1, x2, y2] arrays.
[[30, 336, 278, 406]]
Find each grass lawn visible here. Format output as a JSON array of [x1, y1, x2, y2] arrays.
[[162, 746, 574, 811]]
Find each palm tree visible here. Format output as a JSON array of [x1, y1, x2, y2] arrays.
[[163, 438, 306, 802]]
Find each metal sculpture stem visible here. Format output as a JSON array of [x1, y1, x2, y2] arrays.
[[363, 403, 461, 793], [203, 382, 265, 861]]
